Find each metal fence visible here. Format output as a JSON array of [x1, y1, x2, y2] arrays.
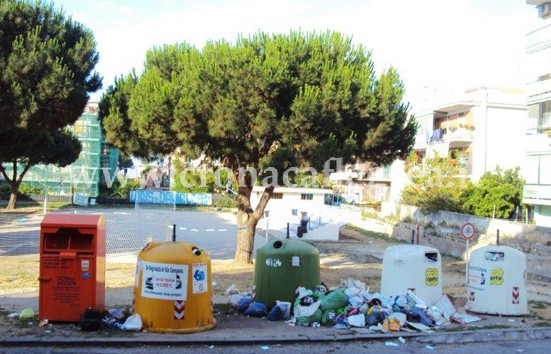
[[0, 208, 159, 257]]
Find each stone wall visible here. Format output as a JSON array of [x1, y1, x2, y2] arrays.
[[352, 205, 551, 281]]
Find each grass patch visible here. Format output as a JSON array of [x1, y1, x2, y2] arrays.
[[533, 321, 551, 327], [343, 224, 406, 244], [439, 324, 510, 332], [529, 300, 550, 309]]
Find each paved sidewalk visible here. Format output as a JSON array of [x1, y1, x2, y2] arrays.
[[2, 318, 551, 347], [2, 302, 551, 347]]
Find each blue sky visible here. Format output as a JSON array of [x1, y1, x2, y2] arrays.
[[55, 0, 535, 111]]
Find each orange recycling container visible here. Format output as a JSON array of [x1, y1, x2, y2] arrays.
[[133, 241, 216, 333], [39, 214, 105, 322]]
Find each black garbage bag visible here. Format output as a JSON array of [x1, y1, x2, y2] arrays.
[[80, 307, 102, 332]]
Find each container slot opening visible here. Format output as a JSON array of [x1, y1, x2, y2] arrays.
[[425, 252, 438, 263], [70, 233, 93, 251], [43, 229, 93, 253], [485, 251, 504, 261], [273, 240, 283, 249], [43, 233, 69, 251]]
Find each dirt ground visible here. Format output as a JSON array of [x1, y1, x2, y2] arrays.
[[1, 225, 550, 337]]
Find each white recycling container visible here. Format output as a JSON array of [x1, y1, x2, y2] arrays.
[[380, 245, 442, 306], [466, 246, 528, 315]]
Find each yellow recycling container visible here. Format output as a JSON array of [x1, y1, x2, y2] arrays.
[[133, 241, 216, 333]]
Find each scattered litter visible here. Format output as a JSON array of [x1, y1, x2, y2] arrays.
[[398, 337, 406, 343], [407, 322, 433, 333], [121, 314, 142, 331], [7, 312, 19, 318], [385, 341, 399, 347], [260, 345, 270, 350], [44, 330, 52, 333], [39, 319, 49, 328], [425, 345, 435, 350], [208, 345, 215, 349], [19, 308, 35, 319], [225, 284, 241, 295], [450, 312, 481, 325], [508, 319, 516, 322]]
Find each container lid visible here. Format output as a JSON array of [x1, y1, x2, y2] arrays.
[[41, 214, 105, 228]]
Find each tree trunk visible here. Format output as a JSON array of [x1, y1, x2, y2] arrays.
[[1, 159, 33, 210], [233, 184, 275, 264], [7, 187, 18, 210], [234, 208, 257, 263]]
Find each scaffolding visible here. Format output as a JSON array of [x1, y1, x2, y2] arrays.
[[2, 108, 118, 198]]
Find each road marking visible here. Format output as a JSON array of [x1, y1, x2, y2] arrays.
[[217, 229, 227, 232], [206, 229, 214, 232], [190, 229, 199, 232], [179, 227, 187, 230]]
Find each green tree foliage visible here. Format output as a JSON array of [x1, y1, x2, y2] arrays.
[[98, 178, 141, 199], [100, 31, 417, 263], [463, 167, 524, 219], [171, 158, 231, 193], [400, 152, 472, 213], [0, 0, 101, 208]]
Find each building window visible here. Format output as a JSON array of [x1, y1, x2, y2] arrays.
[[271, 193, 283, 199], [301, 193, 313, 200]]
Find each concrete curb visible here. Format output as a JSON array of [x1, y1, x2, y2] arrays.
[[2, 327, 551, 347]]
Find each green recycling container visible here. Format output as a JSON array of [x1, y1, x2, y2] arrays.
[[254, 239, 320, 307]]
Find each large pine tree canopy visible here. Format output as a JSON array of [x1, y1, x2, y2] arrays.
[[101, 31, 417, 172], [0, 0, 102, 209]]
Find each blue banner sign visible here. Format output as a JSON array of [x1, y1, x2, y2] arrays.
[[129, 190, 212, 206]]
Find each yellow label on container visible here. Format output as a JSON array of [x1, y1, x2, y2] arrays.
[[425, 268, 439, 286], [490, 268, 504, 285]]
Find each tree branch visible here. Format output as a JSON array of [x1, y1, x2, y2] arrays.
[[252, 185, 275, 220], [16, 159, 33, 186], [0, 165, 11, 184]]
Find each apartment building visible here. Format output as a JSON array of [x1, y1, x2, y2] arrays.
[[523, 1, 551, 226], [412, 87, 527, 183]]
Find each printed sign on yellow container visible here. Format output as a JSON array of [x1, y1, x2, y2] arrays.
[[425, 268, 439, 286], [490, 268, 504, 285]]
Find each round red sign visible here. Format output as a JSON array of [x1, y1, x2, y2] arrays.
[[461, 223, 476, 240]]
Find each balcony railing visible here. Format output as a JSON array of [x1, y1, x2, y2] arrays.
[[429, 128, 474, 144]]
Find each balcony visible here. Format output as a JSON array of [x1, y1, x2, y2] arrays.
[[444, 128, 474, 147], [527, 79, 551, 102], [523, 184, 551, 206], [429, 128, 474, 146]]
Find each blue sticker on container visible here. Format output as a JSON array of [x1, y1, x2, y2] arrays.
[[82, 272, 90, 279]]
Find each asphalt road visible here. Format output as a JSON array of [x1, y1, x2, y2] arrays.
[[2, 338, 551, 353], [0, 208, 267, 260]]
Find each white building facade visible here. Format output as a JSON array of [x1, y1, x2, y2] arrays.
[[412, 87, 527, 183], [523, 1, 551, 226]]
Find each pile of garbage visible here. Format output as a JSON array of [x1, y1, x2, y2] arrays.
[[6, 307, 143, 333], [230, 279, 480, 332]]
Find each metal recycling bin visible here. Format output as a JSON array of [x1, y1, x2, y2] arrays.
[[466, 246, 528, 315], [39, 214, 106, 322], [254, 239, 320, 307], [133, 241, 216, 333], [381, 245, 443, 306]]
